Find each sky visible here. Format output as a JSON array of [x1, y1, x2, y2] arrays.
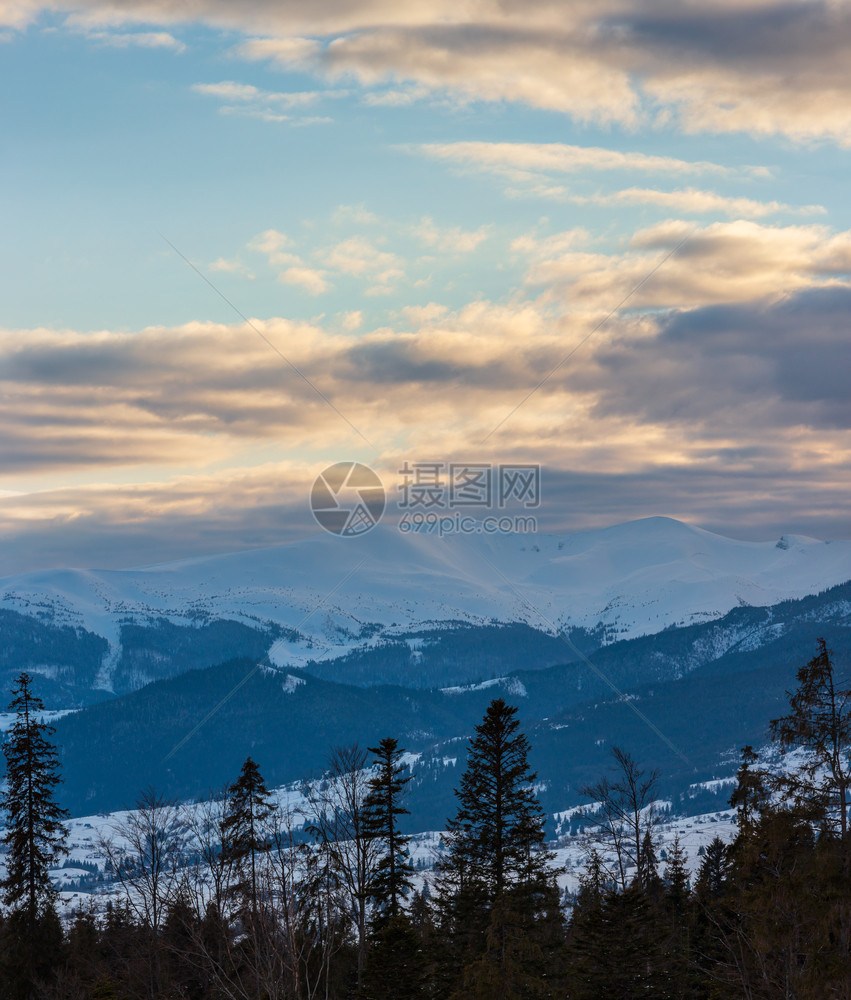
[[2, 0, 851, 572]]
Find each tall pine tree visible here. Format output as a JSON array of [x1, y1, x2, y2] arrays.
[[0, 673, 69, 997], [435, 699, 561, 997], [359, 739, 418, 1000], [770, 637, 851, 836], [362, 737, 414, 927], [221, 756, 273, 920]]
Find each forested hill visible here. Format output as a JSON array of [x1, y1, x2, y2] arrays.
[[51, 579, 851, 820]]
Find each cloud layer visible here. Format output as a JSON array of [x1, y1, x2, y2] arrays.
[[3, 216, 851, 566], [6, 1, 851, 142], [5, 1, 851, 569]]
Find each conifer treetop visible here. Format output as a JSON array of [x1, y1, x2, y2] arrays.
[[0, 672, 69, 922]]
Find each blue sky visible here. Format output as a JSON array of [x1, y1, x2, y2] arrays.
[[2, 1, 851, 570]]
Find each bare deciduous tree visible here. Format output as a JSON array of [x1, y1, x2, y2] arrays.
[[99, 787, 186, 931], [579, 746, 659, 890], [179, 786, 236, 919], [98, 787, 187, 1000], [303, 744, 381, 986]]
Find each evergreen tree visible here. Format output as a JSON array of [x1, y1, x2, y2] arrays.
[[662, 835, 689, 912], [637, 828, 662, 893], [600, 883, 664, 1000], [720, 806, 818, 999], [221, 756, 273, 919], [661, 837, 694, 999], [694, 836, 731, 899], [457, 900, 552, 1000], [162, 893, 206, 999], [359, 913, 426, 1000], [440, 699, 555, 905], [0, 902, 64, 1000], [435, 699, 560, 995], [564, 851, 610, 999], [729, 744, 770, 837], [770, 636, 851, 836], [0, 673, 69, 919], [566, 859, 664, 1000], [362, 737, 414, 928], [0, 673, 69, 998]]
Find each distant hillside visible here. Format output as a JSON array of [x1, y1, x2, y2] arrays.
[[49, 580, 851, 822], [2, 516, 850, 707]]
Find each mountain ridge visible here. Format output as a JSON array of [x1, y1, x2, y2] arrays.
[[49, 578, 851, 819], [1, 516, 849, 708]]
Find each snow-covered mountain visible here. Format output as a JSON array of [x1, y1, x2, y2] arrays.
[[1, 516, 850, 700]]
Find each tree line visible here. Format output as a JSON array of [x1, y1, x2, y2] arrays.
[[0, 637, 849, 998]]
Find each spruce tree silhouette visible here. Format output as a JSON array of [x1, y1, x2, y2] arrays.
[[435, 698, 560, 996], [221, 756, 273, 921], [0, 673, 68, 997], [363, 737, 414, 927]]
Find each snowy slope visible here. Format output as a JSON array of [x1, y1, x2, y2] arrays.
[[37, 779, 740, 918], [1, 517, 849, 687]]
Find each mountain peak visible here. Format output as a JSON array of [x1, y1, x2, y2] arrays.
[[1, 517, 848, 679]]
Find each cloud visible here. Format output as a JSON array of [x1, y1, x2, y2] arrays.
[[193, 80, 333, 107], [193, 80, 262, 102], [193, 79, 342, 125], [220, 106, 293, 123], [5, 0, 841, 144], [290, 3, 851, 144], [646, 68, 851, 145], [623, 3, 851, 145], [415, 143, 793, 213], [418, 141, 752, 179], [363, 85, 429, 106], [278, 266, 331, 295], [0, 0, 49, 30], [574, 187, 824, 220], [316, 24, 640, 123], [248, 229, 291, 255], [3, 451, 849, 575], [321, 235, 405, 292], [209, 257, 255, 278], [0, 466, 320, 573], [4, 222, 847, 482], [634, 287, 851, 430], [244, 226, 412, 295], [332, 204, 379, 225], [235, 35, 322, 67], [247, 229, 308, 276], [230, 2, 851, 142], [413, 217, 492, 253], [399, 302, 448, 325], [85, 30, 186, 52], [0, 319, 360, 474], [4, 256, 851, 567], [520, 219, 851, 310], [416, 143, 797, 215], [340, 310, 363, 331]]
